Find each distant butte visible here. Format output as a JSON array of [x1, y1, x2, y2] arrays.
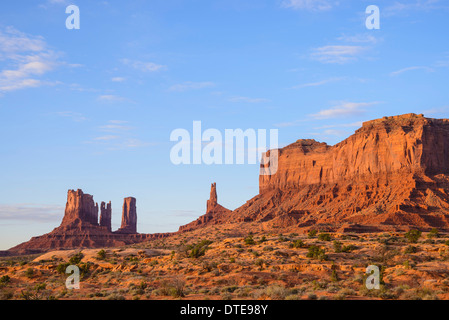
[[8, 189, 169, 255]]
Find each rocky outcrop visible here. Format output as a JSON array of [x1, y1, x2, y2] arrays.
[[179, 183, 231, 232], [99, 201, 112, 232], [8, 190, 170, 254], [116, 197, 137, 234], [62, 189, 99, 228], [181, 114, 449, 232]]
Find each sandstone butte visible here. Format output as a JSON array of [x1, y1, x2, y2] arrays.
[[6, 113, 449, 255]]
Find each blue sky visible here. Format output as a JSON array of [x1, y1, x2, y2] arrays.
[[1, 0, 449, 249]]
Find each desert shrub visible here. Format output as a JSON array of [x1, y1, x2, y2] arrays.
[[69, 253, 84, 265], [341, 244, 357, 253], [318, 233, 332, 241], [405, 229, 421, 243], [263, 246, 274, 252], [244, 235, 256, 246], [255, 258, 264, 267], [97, 249, 106, 260], [159, 278, 185, 297], [188, 240, 212, 258], [0, 275, 11, 284], [290, 239, 305, 248], [265, 284, 289, 300], [258, 236, 267, 244], [306, 246, 328, 261], [56, 262, 71, 274], [333, 241, 343, 253], [308, 229, 318, 238], [404, 245, 417, 254], [25, 268, 34, 279], [427, 228, 440, 239]]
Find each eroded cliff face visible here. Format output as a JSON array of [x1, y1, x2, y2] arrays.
[[259, 114, 449, 193], [61, 189, 99, 228], [181, 114, 449, 233]]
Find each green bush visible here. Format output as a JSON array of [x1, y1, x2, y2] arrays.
[[404, 245, 417, 254], [333, 241, 343, 253], [308, 229, 318, 238], [244, 235, 256, 245], [291, 239, 305, 248], [69, 253, 84, 265], [306, 245, 328, 261], [0, 275, 11, 284], [97, 249, 106, 260], [318, 233, 332, 241], [188, 240, 212, 258], [427, 228, 439, 239], [405, 229, 421, 243]]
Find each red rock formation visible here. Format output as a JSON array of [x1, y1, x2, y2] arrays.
[[62, 189, 99, 228], [99, 201, 112, 232], [180, 114, 449, 232], [8, 191, 170, 254], [116, 197, 137, 234], [179, 183, 231, 232]]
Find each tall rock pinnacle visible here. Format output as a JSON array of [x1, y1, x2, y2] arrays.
[[117, 197, 137, 234], [99, 201, 112, 232], [207, 183, 218, 212]]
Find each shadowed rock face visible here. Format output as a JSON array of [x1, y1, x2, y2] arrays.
[[62, 189, 99, 228], [99, 201, 112, 232], [116, 197, 137, 234], [180, 114, 449, 232]]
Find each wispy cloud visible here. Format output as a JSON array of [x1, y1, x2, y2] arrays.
[[0, 204, 63, 222], [337, 33, 381, 44], [168, 81, 215, 92], [390, 66, 434, 76], [229, 96, 270, 103], [87, 120, 154, 150], [274, 119, 308, 128], [281, 0, 336, 11], [97, 94, 129, 103], [311, 45, 367, 64], [384, 0, 445, 16], [290, 77, 344, 89], [310, 101, 379, 119], [0, 27, 60, 93], [56, 111, 87, 122], [111, 77, 126, 82], [121, 59, 166, 72]]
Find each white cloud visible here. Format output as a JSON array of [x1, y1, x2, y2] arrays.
[[97, 94, 129, 102], [229, 96, 270, 103], [384, 0, 444, 16], [0, 27, 60, 93], [337, 34, 380, 44], [390, 66, 434, 76], [168, 81, 215, 92], [111, 77, 126, 82], [311, 45, 367, 64], [281, 0, 336, 11], [311, 101, 379, 119], [56, 111, 87, 122], [315, 121, 364, 129], [0, 204, 63, 222], [291, 77, 344, 89], [121, 59, 166, 72]]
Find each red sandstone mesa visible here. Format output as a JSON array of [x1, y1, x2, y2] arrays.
[[179, 113, 449, 233]]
